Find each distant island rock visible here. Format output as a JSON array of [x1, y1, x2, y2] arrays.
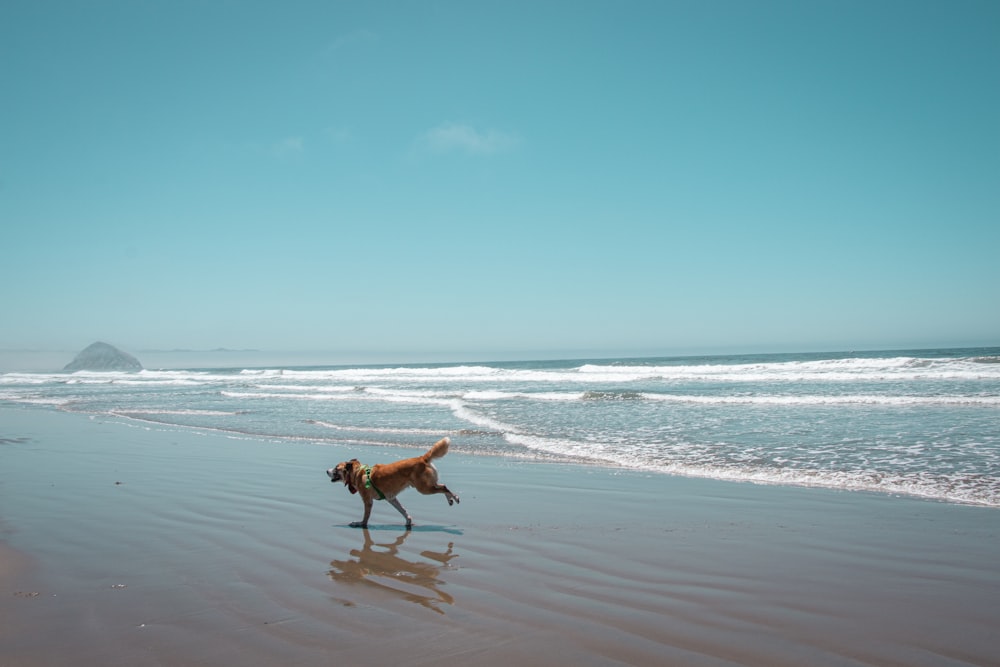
[[64, 342, 143, 372]]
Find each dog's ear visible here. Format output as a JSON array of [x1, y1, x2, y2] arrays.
[[345, 459, 357, 471]]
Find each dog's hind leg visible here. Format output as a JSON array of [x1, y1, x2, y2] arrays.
[[416, 467, 460, 506], [424, 483, 459, 506], [438, 484, 460, 506], [388, 498, 413, 528]]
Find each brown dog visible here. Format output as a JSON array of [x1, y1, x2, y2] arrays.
[[326, 437, 460, 528]]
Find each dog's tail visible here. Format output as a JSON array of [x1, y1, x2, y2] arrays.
[[422, 437, 450, 462]]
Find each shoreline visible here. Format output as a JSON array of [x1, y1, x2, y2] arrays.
[[25, 405, 1000, 511], [3, 405, 999, 665]]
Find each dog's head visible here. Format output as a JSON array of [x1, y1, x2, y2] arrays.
[[326, 459, 361, 494]]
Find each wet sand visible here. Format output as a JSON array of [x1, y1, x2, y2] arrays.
[[2, 406, 999, 666]]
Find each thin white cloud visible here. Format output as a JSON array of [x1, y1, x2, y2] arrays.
[[324, 126, 354, 144], [273, 136, 304, 157], [417, 123, 519, 155]]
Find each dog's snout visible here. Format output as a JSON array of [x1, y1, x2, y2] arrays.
[[327, 468, 340, 482]]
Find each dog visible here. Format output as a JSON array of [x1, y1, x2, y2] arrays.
[[326, 437, 460, 528]]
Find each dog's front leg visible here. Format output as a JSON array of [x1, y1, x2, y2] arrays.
[[388, 498, 412, 528], [350, 498, 373, 528]]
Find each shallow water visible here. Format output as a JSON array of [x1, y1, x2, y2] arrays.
[[2, 347, 998, 506]]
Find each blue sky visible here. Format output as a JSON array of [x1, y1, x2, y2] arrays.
[[2, 1, 998, 365]]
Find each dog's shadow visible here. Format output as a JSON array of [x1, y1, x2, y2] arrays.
[[327, 528, 460, 614], [346, 524, 464, 535]]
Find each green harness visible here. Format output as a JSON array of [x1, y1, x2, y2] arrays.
[[362, 465, 386, 500]]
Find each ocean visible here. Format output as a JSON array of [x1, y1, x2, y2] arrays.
[[2, 347, 998, 507]]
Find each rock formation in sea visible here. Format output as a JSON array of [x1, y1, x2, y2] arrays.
[[64, 342, 143, 372]]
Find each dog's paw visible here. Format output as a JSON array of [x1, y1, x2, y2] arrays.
[[349, 521, 367, 528]]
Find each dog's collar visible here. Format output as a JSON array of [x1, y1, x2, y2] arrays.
[[362, 465, 386, 500]]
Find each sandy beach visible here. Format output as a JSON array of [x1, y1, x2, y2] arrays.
[[2, 406, 998, 666]]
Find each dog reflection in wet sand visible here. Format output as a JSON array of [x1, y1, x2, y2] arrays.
[[326, 437, 460, 529], [328, 529, 458, 613]]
